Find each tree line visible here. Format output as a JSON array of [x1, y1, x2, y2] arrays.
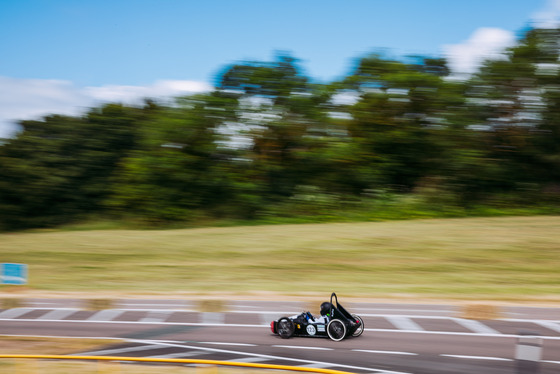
[[1, 27, 560, 230]]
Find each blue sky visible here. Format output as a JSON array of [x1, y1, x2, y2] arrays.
[[1, 0, 559, 137]]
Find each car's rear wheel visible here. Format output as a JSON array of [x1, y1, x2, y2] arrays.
[[327, 319, 346, 341], [277, 317, 295, 339], [352, 314, 364, 337]]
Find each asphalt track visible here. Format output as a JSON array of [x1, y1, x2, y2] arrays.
[[1, 298, 560, 374]]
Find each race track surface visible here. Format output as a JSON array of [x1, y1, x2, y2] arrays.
[[1, 298, 560, 374]]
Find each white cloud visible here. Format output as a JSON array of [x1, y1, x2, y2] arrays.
[[532, 0, 560, 28], [84, 80, 211, 103], [443, 27, 516, 77], [0, 77, 94, 138], [0, 77, 212, 138], [443, 0, 560, 78]]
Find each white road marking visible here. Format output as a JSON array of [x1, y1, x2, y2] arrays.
[[230, 310, 301, 316], [87, 310, 126, 321], [200, 312, 224, 324], [0, 319, 266, 327], [37, 309, 79, 320], [452, 318, 499, 335], [534, 320, 560, 334], [77, 344, 166, 356], [353, 349, 417, 356], [440, 354, 512, 361], [140, 311, 172, 323], [353, 314, 454, 318], [0, 308, 34, 319], [299, 362, 335, 368], [149, 351, 210, 359], [201, 342, 256, 347], [385, 316, 424, 331], [352, 308, 453, 314], [359, 328, 560, 340], [79, 308, 197, 312], [1, 331, 551, 374], [137, 339, 411, 374], [272, 345, 333, 350], [225, 357, 269, 363], [14, 307, 553, 322], [0, 318, 560, 340], [0, 334, 123, 342], [261, 313, 284, 325], [119, 303, 189, 307]]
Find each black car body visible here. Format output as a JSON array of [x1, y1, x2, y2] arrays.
[[270, 293, 364, 341]]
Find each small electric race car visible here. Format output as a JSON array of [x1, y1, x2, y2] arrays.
[[270, 293, 364, 341]]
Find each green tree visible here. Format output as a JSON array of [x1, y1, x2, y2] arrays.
[[107, 92, 253, 222], [342, 54, 459, 191], [216, 53, 339, 203], [0, 103, 141, 229], [460, 27, 560, 203]]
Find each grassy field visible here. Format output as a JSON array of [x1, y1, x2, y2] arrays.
[[1, 216, 560, 302]]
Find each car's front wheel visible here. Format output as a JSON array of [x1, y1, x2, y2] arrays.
[[352, 314, 364, 337], [327, 319, 346, 341], [277, 317, 295, 339]]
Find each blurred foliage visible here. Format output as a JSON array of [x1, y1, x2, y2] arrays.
[[0, 104, 144, 229], [2, 29, 560, 230]]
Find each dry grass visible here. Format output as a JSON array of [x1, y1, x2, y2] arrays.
[[0, 336, 119, 355], [0, 337, 279, 374], [0, 336, 114, 372], [1, 216, 560, 301], [0, 359, 269, 374], [459, 304, 502, 320], [0, 360, 254, 374]]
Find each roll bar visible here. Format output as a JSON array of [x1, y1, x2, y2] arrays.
[[330, 292, 338, 308]]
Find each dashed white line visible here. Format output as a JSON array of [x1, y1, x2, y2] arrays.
[[352, 308, 453, 314], [230, 310, 300, 315], [87, 310, 126, 321], [299, 362, 336, 368], [4, 308, 560, 341], [534, 321, 560, 334], [272, 345, 333, 351], [77, 344, 166, 356], [353, 349, 418, 356], [140, 311, 172, 323], [385, 316, 424, 331], [4, 317, 560, 340], [37, 309, 78, 320], [440, 354, 512, 361], [119, 303, 189, 307], [452, 318, 499, 335], [201, 342, 256, 347], [149, 351, 210, 359], [225, 357, 269, 363], [137, 340, 411, 374], [200, 312, 224, 324], [82, 308, 196, 312], [0, 308, 34, 319]]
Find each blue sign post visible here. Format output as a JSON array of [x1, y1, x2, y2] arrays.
[[1, 263, 28, 285]]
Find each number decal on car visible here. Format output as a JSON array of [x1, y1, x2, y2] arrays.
[[306, 325, 317, 335]]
